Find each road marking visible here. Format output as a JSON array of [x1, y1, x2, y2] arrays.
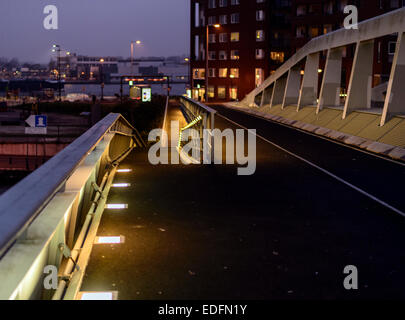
[[217, 113, 405, 218], [218, 105, 405, 168]]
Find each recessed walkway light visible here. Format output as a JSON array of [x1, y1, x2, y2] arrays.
[[78, 291, 118, 300], [112, 183, 131, 188], [95, 236, 125, 244], [106, 204, 128, 209], [117, 169, 132, 173]]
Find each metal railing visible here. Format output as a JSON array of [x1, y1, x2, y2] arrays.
[[242, 7, 405, 126], [0, 113, 142, 300], [178, 96, 216, 163]]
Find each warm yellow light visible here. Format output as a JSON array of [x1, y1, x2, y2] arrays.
[[184, 58, 189, 62], [318, 69, 323, 73], [100, 58, 105, 62], [66, 52, 70, 55], [230, 75, 235, 78], [214, 24, 221, 28], [136, 40, 141, 44], [300, 70, 305, 75]]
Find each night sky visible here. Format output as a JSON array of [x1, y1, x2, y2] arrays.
[[0, 0, 190, 63]]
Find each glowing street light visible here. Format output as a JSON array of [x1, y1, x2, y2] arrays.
[[131, 40, 142, 75]]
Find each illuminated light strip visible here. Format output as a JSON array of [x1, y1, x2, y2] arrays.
[[117, 169, 132, 173], [77, 291, 118, 300], [178, 115, 203, 149], [112, 183, 131, 188], [95, 236, 125, 244], [105, 204, 128, 209]]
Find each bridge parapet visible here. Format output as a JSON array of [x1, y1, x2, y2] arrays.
[[242, 7, 405, 126], [0, 113, 141, 300]]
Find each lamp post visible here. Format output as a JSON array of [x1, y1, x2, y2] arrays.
[[131, 40, 141, 75], [205, 24, 220, 102], [52, 44, 61, 101], [100, 58, 105, 101]]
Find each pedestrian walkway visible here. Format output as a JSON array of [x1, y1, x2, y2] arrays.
[[80, 103, 405, 300]]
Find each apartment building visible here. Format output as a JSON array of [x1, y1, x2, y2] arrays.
[[190, 0, 291, 102], [190, 0, 405, 102]]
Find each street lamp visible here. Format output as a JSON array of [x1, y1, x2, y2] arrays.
[[100, 59, 105, 100], [205, 24, 220, 102], [131, 40, 142, 75], [52, 44, 62, 101]]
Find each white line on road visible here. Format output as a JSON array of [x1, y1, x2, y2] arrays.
[[217, 113, 405, 218]]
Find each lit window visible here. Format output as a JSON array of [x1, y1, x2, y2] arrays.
[[256, 30, 265, 41], [217, 86, 226, 99], [229, 86, 238, 100], [230, 50, 240, 60], [231, 32, 240, 42], [218, 68, 228, 78], [193, 68, 205, 79], [270, 51, 285, 63], [255, 68, 264, 87], [230, 68, 239, 78], [208, 86, 215, 98]]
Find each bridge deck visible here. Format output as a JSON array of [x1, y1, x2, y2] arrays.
[[80, 103, 405, 300]]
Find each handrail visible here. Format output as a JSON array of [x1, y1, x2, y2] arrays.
[[0, 113, 135, 258], [243, 7, 405, 106]]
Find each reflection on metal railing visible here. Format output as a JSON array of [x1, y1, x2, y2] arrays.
[[178, 96, 216, 163], [0, 113, 143, 300]]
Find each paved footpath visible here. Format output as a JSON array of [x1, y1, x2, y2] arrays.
[[81, 103, 405, 300]]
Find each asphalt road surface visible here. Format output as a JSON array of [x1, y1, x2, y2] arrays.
[[81, 103, 405, 300]]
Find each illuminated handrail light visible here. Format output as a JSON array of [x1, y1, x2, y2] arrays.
[[78, 291, 118, 300], [112, 183, 131, 188], [106, 204, 128, 209], [117, 169, 132, 173], [95, 236, 125, 244]]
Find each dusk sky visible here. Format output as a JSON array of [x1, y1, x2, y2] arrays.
[[0, 0, 190, 63]]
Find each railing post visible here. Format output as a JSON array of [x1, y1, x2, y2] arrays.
[[298, 53, 319, 110], [261, 84, 274, 107], [282, 66, 301, 109], [381, 32, 405, 126], [317, 47, 343, 113], [343, 40, 374, 119], [270, 76, 287, 108]]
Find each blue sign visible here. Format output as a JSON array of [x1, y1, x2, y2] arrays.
[[35, 115, 47, 128]]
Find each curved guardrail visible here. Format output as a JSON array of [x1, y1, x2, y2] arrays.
[[0, 113, 142, 300], [242, 7, 405, 126]]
